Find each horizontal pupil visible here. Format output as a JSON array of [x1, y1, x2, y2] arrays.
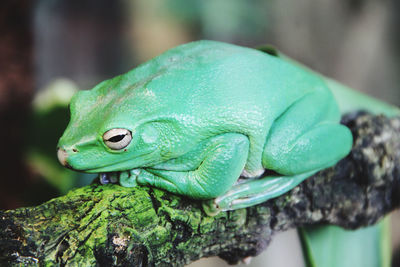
[[108, 134, 125, 142]]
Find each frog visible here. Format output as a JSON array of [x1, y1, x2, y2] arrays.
[[57, 40, 354, 214]]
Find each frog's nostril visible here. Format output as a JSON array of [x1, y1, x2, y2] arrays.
[[57, 148, 69, 166]]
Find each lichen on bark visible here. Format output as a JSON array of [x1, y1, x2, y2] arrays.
[[0, 113, 399, 266]]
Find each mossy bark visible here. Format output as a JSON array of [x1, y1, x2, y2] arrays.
[[1, 113, 400, 266]]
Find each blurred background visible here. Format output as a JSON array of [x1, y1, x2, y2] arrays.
[[0, 0, 399, 266]]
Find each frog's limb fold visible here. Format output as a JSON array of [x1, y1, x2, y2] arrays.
[[262, 90, 353, 175], [150, 135, 224, 172], [263, 122, 352, 175], [137, 133, 249, 199]]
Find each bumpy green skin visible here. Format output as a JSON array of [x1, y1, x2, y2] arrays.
[[58, 40, 353, 210]]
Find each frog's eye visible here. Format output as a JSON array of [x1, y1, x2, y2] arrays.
[[103, 128, 132, 150]]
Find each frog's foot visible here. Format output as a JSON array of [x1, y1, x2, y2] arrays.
[[99, 172, 119, 185], [99, 169, 140, 187], [202, 168, 265, 216], [202, 199, 222, 216], [212, 170, 319, 211]]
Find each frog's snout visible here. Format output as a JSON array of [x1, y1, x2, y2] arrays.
[[57, 147, 75, 169], [57, 147, 68, 166]]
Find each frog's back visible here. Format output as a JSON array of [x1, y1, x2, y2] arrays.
[[90, 40, 337, 138], [126, 41, 336, 131]]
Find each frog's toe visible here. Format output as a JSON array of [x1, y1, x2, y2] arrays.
[[202, 199, 222, 216], [100, 172, 120, 185], [119, 170, 139, 187], [100, 173, 110, 185]]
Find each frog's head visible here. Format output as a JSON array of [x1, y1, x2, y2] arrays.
[[57, 75, 168, 174]]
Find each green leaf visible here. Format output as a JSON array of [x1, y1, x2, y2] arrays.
[[299, 217, 391, 267]]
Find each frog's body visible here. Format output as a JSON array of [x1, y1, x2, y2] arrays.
[[58, 40, 353, 213]]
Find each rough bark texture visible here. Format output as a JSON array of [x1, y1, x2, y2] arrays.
[[0, 113, 399, 266]]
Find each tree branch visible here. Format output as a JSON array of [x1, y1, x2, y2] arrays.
[[1, 113, 399, 266]]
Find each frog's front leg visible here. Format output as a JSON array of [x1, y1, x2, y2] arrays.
[[135, 133, 250, 199]]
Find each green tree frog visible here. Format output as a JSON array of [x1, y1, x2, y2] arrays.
[[57, 40, 356, 214]]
